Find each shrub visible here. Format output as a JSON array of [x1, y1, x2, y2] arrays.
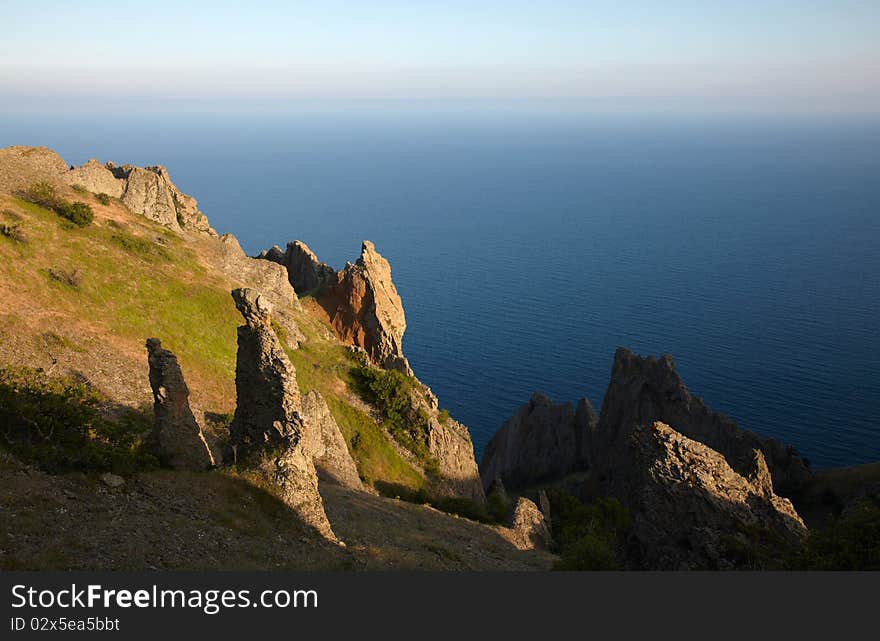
[[432, 496, 493, 523], [95, 193, 111, 205], [71, 183, 88, 194], [21, 181, 63, 210], [486, 489, 510, 522], [46, 266, 82, 288], [350, 364, 437, 468], [438, 408, 450, 424], [547, 488, 630, 570], [789, 501, 880, 570], [56, 201, 94, 227], [20, 182, 93, 227], [0, 367, 157, 474]]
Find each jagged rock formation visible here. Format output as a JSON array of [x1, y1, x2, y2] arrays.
[[261, 240, 411, 374], [145, 338, 216, 470], [300, 390, 364, 491], [480, 392, 597, 492], [259, 241, 336, 295], [64, 159, 215, 235], [507, 497, 553, 551], [600, 421, 806, 570], [227, 287, 336, 542], [599, 347, 812, 496]]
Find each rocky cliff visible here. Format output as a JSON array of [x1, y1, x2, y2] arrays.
[[599, 347, 812, 496], [600, 421, 806, 569], [480, 392, 597, 492], [260, 237, 485, 503]]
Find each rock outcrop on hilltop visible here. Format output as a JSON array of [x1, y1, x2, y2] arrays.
[[227, 288, 337, 542], [300, 390, 364, 491], [146, 338, 217, 470], [0, 146, 69, 192], [0, 146, 215, 234], [261, 240, 411, 375], [480, 392, 597, 492], [600, 421, 806, 569], [599, 347, 812, 496], [64, 160, 215, 235]]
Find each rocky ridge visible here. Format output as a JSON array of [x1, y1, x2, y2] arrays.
[[599, 347, 812, 496]]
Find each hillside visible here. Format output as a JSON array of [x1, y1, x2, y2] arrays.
[[2, 145, 878, 572], [0, 146, 552, 570]]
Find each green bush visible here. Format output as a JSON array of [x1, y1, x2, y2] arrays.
[[21, 182, 63, 210], [20, 182, 93, 227], [71, 184, 88, 194], [350, 365, 438, 469], [486, 489, 510, 522], [0, 367, 157, 474], [546, 488, 630, 570], [95, 193, 111, 205], [56, 201, 94, 227], [789, 501, 880, 570], [432, 496, 493, 523]]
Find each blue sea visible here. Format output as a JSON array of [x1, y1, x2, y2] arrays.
[[3, 108, 879, 469]]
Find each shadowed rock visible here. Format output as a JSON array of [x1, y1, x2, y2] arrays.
[[600, 421, 806, 569], [227, 287, 336, 542], [480, 392, 597, 492], [301, 390, 364, 491], [597, 347, 812, 496], [145, 338, 215, 470], [259, 240, 336, 295]]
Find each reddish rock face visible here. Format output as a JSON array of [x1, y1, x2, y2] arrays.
[[317, 242, 409, 374], [261, 239, 411, 374]]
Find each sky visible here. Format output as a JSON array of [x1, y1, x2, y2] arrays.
[[2, 0, 879, 113]]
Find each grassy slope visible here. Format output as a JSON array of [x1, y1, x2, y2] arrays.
[[0, 187, 424, 496], [0, 184, 552, 570]]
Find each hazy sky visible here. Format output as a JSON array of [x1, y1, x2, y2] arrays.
[[3, 0, 879, 112]]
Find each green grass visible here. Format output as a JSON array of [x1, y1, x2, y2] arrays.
[[0, 197, 240, 396], [275, 315, 425, 495], [20, 182, 93, 227], [350, 364, 439, 472], [0, 366, 157, 474]]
